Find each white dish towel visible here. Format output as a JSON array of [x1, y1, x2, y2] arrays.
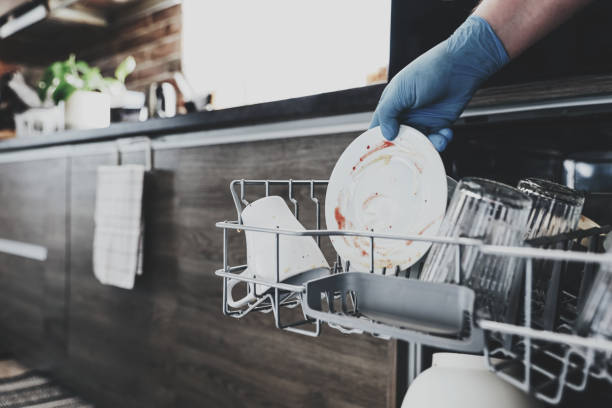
[[93, 164, 145, 289]]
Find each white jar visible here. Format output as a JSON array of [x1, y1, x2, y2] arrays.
[[65, 90, 110, 130], [401, 353, 542, 408]]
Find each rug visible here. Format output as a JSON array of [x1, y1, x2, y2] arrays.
[[0, 357, 92, 408]]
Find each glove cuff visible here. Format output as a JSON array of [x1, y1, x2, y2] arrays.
[[447, 15, 510, 80]]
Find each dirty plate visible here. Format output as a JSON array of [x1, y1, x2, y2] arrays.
[[325, 125, 447, 273]]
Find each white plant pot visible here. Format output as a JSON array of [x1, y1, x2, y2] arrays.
[[401, 353, 542, 408], [65, 90, 110, 130]]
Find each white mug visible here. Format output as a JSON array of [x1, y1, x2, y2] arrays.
[[227, 196, 329, 308]]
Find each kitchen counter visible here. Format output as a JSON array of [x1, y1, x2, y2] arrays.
[[0, 85, 384, 152], [3, 73, 612, 153]]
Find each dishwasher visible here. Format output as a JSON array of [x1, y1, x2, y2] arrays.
[[213, 109, 612, 407]]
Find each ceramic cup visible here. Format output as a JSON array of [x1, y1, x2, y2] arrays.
[[227, 196, 330, 308], [401, 353, 542, 408]]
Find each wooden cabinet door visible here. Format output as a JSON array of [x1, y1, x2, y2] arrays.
[[0, 156, 68, 367]]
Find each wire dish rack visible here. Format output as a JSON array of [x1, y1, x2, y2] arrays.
[[215, 179, 612, 405]]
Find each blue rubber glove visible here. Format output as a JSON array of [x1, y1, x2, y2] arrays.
[[370, 15, 509, 151]]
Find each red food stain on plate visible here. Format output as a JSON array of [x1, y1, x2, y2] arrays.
[[358, 140, 394, 164], [362, 193, 379, 209], [334, 207, 346, 229], [418, 217, 441, 235], [361, 250, 367, 256]]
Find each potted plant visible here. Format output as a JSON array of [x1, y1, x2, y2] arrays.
[[37, 54, 136, 130]]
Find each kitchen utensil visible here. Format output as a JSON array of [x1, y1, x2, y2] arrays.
[[227, 196, 329, 308], [325, 125, 447, 273], [148, 82, 176, 118], [401, 353, 542, 408], [302, 272, 483, 351], [420, 177, 532, 321]]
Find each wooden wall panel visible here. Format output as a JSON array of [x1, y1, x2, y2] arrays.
[[62, 132, 393, 408], [81, 5, 182, 93]]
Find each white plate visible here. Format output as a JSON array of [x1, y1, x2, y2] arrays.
[[325, 125, 447, 273]]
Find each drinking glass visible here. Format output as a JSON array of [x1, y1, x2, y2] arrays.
[[518, 178, 585, 239], [420, 177, 532, 321], [575, 255, 612, 375], [518, 178, 585, 329], [575, 259, 612, 339]]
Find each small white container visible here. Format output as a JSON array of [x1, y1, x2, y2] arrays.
[[401, 353, 542, 408], [65, 90, 110, 130], [15, 102, 65, 137]]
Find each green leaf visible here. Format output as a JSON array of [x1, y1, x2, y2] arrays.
[[115, 56, 136, 83], [51, 80, 77, 104], [39, 54, 135, 103], [82, 67, 104, 91]]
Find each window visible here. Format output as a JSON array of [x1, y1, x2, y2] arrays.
[[182, 0, 391, 109]]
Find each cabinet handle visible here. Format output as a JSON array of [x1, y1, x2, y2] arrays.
[[0, 238, 47, 261]]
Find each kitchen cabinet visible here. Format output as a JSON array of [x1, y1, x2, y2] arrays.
[[51, 132, 395, 407], [0, 157, 68, 367]]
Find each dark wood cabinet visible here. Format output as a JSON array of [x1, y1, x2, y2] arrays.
[[7, 133, 393, 407], [0, 157, 68, 367]]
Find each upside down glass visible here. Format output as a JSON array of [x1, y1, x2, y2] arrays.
[[420, 178, 532, 321], [576, 257, 612, 339], [518, 178, 585, 240], [518, 178, 585, 329], [575, 253, 612, 374]]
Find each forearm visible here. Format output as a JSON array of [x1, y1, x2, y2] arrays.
[[474, 0, 592, 58]]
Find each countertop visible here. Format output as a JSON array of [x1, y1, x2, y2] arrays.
[[3, 73, 612, 153], [0, 85, 384, 153]]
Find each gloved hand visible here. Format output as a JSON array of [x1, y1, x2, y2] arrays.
[[370, 15, 509, 151]]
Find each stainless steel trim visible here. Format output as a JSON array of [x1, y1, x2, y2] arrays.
[[0, 238, 47, 261], [460, 94, 612, 118], [153, 111, 371, 151]]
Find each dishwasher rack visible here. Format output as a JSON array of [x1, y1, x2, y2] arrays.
[[215, 179, 612, 405]]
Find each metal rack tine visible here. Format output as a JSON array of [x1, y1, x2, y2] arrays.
[[240, 179, 249, 207], [310, 180, 320, 245], [370, 236, 375, 273], [288, 179, 299, 219]]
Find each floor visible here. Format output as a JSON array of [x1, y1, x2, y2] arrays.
[[0, 356, 92, 408]]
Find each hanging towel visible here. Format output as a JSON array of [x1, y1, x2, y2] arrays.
[[93, 164, 145, 289]]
